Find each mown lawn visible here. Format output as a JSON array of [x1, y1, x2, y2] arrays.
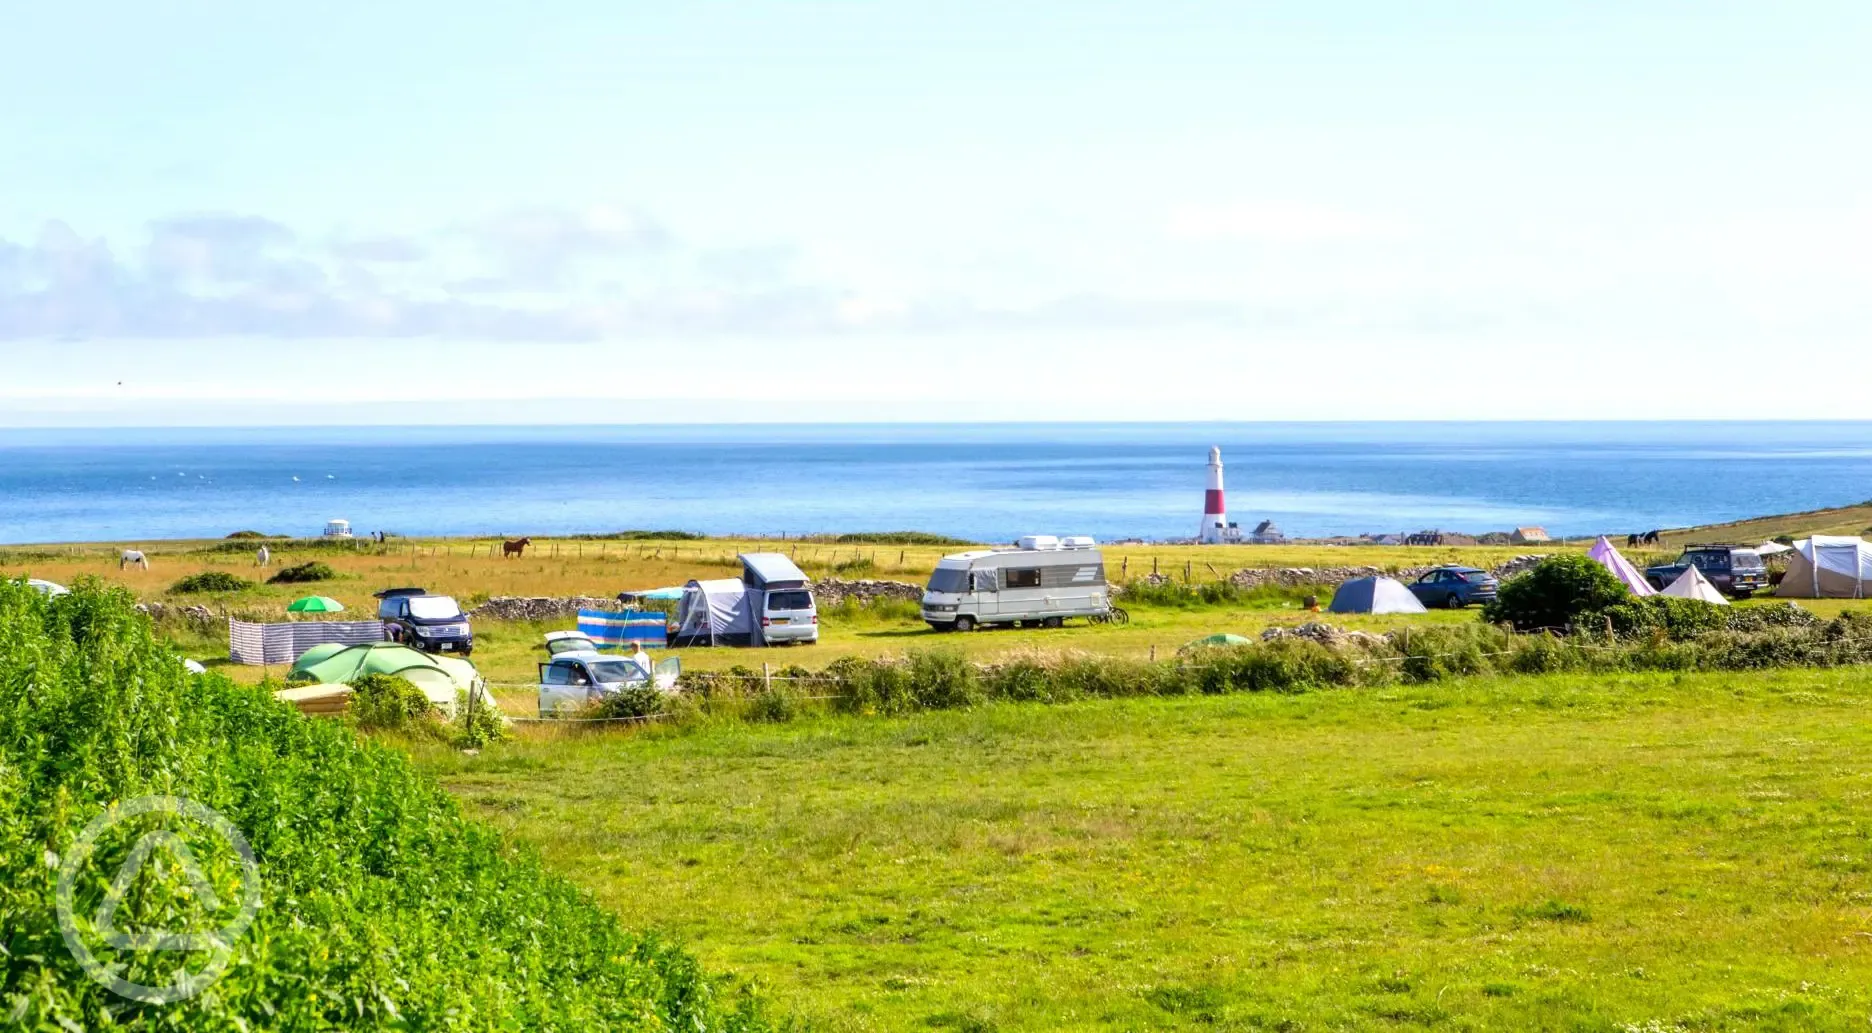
[[412, 668, 1872, 1031]]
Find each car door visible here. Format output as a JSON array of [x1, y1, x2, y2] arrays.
[[1411, 571, 1447, 605], [538, 659, 588, 716]]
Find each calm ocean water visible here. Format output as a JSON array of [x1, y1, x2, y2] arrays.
[[1, 422, 1869, 545]]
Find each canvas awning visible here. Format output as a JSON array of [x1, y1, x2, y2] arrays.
[[1779, 536, 1872, 598]]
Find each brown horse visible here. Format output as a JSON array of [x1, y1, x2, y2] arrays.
[[502, 536, 531, 558]]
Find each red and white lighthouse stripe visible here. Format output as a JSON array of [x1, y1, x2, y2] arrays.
[[1200, 446, 1227, 543]]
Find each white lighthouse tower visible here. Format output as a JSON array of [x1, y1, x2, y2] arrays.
[[1198, 446, 1234, 543]]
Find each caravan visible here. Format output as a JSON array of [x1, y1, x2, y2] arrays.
[[921, 536, 1110, 631]]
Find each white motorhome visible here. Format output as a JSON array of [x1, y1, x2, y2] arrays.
[[921, 535, 1109, 631]]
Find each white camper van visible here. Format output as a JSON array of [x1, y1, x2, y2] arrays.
[[921, 535, 1109, 632]]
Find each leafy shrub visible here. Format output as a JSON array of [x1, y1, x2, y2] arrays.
[[0, 580, 774, 1030], [578, 529, 706, 540], [1481, 555, 1630, 632], [745, 688, 799, 723], [224, 529, 274, 539], [1598, 596, 1729, 639], [268, 560, 337, 584], [1727, 602, 1820, 632], [454, 690, 509, 748], [349, 672, 436, 731], [590, 685, 668, 720], [169, 570, 256, 594], [907, 648, 981, 709]]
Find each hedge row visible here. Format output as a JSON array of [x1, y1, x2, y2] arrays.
[[677, 611, 1872, 721]]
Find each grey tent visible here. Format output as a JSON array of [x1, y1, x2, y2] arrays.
[[1328, 575, 1428, 615], [671, 578, 758, 646], [1777, 536, 1872, 598]]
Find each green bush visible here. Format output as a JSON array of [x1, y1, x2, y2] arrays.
[[907, 648, 981, 709], [224, 529, 274, 539], [1727, 602, 1821, 632], [0, 580, 773, 1030], [169, 570, 257, 594], [268, 560, 337, 584], [590, 685, 668, 720], [349, 672, 436, 732], [1482, 555, 1631, 632], [1598, 596, 1730, 639]]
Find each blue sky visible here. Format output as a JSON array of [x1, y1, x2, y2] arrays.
[[3, 2, 1870, 424]]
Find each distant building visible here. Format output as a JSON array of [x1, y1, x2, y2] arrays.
[[1372, 534, 1408, 546], [1249, 519, 1285, 544], [1510, 526, 1551, 544], [1406, 530, 1478, 546]]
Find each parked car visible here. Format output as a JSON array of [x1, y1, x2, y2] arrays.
[[537, 648, 681, 717], [375, 587, 474, 655], [25, 578, 69, 597], [1644, 545, 1768, 597], [1405, 566, 1499, 608]]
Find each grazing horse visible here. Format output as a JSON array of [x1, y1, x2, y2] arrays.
[[1643, 530, 1662, 545], [1626, 533, 1640, 548], [502, 536, 531, 558], [256, 545, 271, 567], [119, 549, 149, 570]]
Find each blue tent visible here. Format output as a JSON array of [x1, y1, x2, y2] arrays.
[[1328, 576, 1428, 615]]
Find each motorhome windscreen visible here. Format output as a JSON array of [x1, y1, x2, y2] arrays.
[[927, 569, 968, 593], [408, 596, 462, 619]]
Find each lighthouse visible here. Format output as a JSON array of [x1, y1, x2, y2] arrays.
[[1198, 446, 1232, 543]]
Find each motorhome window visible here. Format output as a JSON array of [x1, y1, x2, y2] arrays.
[[1004, 568, 1042, 589], [927, 569, 968, 593], [970, 571, 998, 592], [767, 590, 813, 611]]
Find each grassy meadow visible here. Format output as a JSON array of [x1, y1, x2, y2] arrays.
[[413, 667, 1872, 1031]]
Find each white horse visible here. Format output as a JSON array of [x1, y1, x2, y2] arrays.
[[119, 550, 149, 570], [256, 545, 271, 567]]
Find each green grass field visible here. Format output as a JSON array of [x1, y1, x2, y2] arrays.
[[413, 667, 1872, 1031]]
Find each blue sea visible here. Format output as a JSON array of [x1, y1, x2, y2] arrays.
[[1, 422, 1869, 545]]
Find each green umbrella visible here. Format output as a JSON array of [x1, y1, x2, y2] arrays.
[[1180, 633, 1252, 652], [287, 595, 345, 614]]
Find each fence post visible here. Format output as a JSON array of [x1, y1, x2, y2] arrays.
[[1184, 561, 1191, 583], [1122, 557, 1129, 577], [1149, 644, 1156, 662], [1153, 557, 1159, 576], [763, 662, 772, 695]]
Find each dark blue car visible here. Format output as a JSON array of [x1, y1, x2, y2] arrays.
[[1407, 566, 1499, 609]]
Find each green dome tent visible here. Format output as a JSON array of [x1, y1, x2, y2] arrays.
[[287, 642, 487, 717]]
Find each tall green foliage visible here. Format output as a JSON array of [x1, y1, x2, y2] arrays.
[[0, 579, 773, 1030], [1482, 555, 1631, 631]]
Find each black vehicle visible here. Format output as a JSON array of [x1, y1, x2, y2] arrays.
[[374, 587, 474, 655], [1644, 545, 1768, 598], [1406, 566, 1499, 609]]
